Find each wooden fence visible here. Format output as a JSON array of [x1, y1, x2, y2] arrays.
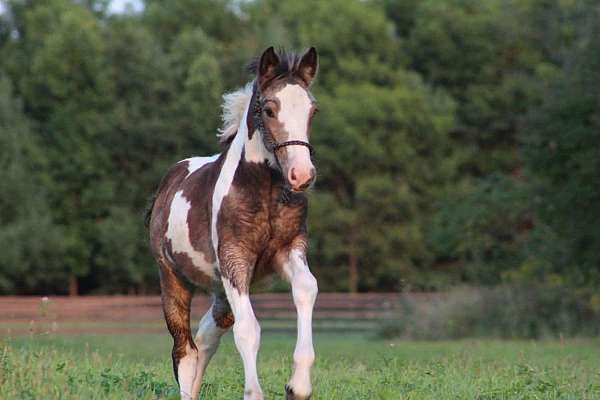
[[0, 293, 414, 335]]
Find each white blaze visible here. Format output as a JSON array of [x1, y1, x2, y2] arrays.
[[275, 84, 314, 171]]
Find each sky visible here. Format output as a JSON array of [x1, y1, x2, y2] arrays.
[[108, 0, 144, 14], [0, 1, 144, 15]]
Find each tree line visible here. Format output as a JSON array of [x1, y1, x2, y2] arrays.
[[0, 0, 598, 294]]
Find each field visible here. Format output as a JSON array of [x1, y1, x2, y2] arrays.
[[1, 333, 599, 400]]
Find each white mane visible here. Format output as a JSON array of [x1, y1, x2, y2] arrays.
[[217, 82, 254, 144]]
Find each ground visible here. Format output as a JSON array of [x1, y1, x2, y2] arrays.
[[1, 333, 598, 399]]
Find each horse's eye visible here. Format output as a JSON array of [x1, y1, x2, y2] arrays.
[[264, 107, 275, 118]]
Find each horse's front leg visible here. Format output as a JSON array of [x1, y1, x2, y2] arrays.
[[282, 248, 318, 400], [220, 249, 264, 400]]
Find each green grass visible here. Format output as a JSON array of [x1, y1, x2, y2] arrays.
[[1, 333, 599, 399]]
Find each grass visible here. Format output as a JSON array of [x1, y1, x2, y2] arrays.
[[1, 333, 599, 399]]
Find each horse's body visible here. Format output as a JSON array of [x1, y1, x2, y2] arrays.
[[148, 47, 319, 400]]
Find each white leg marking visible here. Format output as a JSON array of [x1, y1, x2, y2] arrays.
[[166, 191, 214, 278], [223, 279, 263, 400], [283, 249, 318, 398], [190, 304, 229, 398], [177, 343, 199, 400]]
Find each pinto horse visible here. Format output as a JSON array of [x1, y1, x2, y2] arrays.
[[147, 47, 319, 400]]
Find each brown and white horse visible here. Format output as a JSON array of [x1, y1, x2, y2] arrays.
[[147, 47, 319, 400]]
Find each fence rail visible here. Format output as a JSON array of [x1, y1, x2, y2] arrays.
[[0, 293, 416, 335]]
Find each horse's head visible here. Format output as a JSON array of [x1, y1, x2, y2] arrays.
[[253, 47, 319, 192]]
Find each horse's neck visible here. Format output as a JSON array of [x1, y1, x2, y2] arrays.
[[244, 129, 274, 164]]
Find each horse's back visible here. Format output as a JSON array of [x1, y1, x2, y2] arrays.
[[149, 154, 223, 285]]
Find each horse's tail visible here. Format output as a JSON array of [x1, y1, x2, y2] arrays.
[[144, 190, 158, 229]]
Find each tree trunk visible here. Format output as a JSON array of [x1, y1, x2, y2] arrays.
[[68, 274, 78, 296], [348, 252, 358, 293], [348, 226, 359, 293]]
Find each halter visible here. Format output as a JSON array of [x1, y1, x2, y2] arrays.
[[248, 83, 315, 203], [250, 85, 315, 163]]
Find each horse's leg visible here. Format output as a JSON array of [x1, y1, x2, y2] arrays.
[[220, 258, 263, 400], [159, 263, 198, 400], [190, 291, 234, 398], [282, 248, 318, 400]]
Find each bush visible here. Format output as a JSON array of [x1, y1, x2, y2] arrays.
[[378, 286, 600, 340]]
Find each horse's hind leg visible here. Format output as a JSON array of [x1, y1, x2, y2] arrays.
[[159, 263, 198, 400], [190, 291, 234, 397]]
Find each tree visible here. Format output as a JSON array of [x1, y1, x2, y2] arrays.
[[0, 74, 67, 294], [245, 0, 457, 291], [519, 13, 600, 287], [15, 0, 114, 294]]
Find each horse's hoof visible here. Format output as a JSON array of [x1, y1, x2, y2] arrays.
[[285, 384, 311, 400]]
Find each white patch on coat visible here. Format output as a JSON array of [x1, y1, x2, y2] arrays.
[[177, 343, 199, 400], [211, 97, 251, 257], [166, 191, 215, 278], [245, 129, 276, 165], [180, 154, 219, 178], [275, 84, 314, 170]]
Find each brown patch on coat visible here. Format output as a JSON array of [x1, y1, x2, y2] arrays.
[[158, 261, 196, 383], [164, 239, 213, 286], [212, 295, 235, 329], [217, 159, 309, 292], [217, 159, 272, 292]]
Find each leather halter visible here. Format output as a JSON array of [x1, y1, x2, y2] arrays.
[[250, 83, 315, 162], [248, 82, 315, 204]]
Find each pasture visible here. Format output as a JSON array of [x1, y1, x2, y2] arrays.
[[1, 333, 599, 399]]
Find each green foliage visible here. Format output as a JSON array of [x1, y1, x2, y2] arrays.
[[0, 74, 67, 293], [0, 0, 598, 293], [428, 175, 530, 285], [520, 15, 600, 288]]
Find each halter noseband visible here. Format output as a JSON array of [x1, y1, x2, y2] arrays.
[[273, 140, 315, 156], [251, 85, 315, 160]]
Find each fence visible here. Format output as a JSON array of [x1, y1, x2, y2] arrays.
[[0, 293, 407, 335]]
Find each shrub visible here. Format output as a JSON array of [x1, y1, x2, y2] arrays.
[[378, 286, 600, 339]]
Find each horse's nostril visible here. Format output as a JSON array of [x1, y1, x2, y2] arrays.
[[289, 168, 298, 183]]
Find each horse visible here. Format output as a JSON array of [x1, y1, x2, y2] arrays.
[[147, 47, 320, 400]]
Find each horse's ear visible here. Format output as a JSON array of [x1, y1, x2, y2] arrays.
[[258, 46, 280, 88], [297, 47, 318, 86]]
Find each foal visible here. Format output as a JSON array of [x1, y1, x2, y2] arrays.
[[147, 47, 319, 400]]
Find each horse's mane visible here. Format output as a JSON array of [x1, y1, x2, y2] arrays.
[[217, 48, 306, 145], [217, 82, 253, 145]]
